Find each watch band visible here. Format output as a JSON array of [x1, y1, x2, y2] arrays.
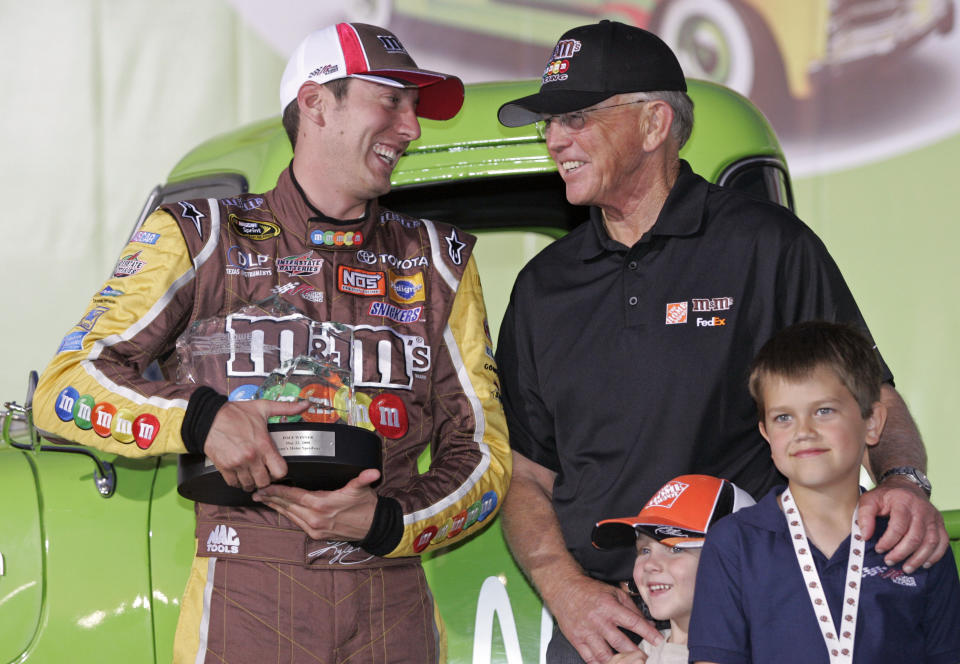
[[877, 466, 932, 497]]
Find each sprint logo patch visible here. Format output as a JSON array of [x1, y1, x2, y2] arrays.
[[229, 214, 281, 240]]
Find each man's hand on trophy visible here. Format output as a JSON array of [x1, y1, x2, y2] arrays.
[[204, 399, 310, 492], [252, 468, 380, 541]]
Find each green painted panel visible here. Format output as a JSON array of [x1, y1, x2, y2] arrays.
[[22, 451, 157, 662], [946, 510, 960, 578], [0, 447, 43, 663], [148, 457, 198, 664]]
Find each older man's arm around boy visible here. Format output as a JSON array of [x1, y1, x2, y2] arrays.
[[859, 384, 946, 574]]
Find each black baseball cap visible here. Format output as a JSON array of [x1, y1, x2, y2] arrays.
[[498, 20, 686, 127]]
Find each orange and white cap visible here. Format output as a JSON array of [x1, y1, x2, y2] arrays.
[[279, 23, 464, 120], [592, 474, 754, 550]]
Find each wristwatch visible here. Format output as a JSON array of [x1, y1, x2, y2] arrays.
[[877, 466, 932, 497]]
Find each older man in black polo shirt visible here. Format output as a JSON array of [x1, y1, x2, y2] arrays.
[[494, 20, 948, 664]]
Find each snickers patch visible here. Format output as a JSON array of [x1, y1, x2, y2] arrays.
[[368, 301, 423, 324]]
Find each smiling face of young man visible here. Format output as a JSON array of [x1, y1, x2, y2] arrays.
[[315, 78, 421, 217], [633, 533, 700, 635], [758, 366, 885, 496]]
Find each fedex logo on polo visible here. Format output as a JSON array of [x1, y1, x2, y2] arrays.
[[697, 317, 726, 327]]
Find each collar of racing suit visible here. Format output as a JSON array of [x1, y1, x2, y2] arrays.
[[288, 160, 373, 226]]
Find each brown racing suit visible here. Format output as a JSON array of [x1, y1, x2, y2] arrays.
[[33, 167, 511, 663]]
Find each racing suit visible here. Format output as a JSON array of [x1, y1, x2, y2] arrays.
[[33, 167, 511, 663]]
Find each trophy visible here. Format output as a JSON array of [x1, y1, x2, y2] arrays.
[[175, 301, 382, 506]]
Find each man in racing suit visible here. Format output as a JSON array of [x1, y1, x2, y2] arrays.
[[33, 22, 510, 663]]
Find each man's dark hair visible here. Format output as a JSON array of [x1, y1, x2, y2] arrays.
[[282, 78, 352, 148], [748, 321, 883, 419]]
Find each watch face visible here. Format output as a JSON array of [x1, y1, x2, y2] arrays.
[[914, 469, 932, 491], [883, 466, 931, 494]]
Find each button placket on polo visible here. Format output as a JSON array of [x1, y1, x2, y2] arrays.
[[624, 248, 645, 327]]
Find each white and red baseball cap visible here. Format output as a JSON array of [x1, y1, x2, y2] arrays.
[[280, 22, 464, 120], [592, 474, 754, 550]]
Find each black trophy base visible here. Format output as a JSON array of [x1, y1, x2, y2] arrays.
[[177, 422, 382, 506]]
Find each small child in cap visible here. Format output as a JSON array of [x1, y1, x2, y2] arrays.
[[592, 474, 755, 663]]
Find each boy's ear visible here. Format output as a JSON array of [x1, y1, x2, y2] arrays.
[[757, 419, 770, 443], [864, 400, 887, 447]]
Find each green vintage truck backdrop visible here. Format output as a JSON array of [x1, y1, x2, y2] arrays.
[[3, 1, 960, 661]]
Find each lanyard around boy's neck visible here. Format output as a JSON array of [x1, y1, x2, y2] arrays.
[[781, 488, 864, 663]]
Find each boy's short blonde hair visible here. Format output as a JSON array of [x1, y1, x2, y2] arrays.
[[748, 320, 883, 419]]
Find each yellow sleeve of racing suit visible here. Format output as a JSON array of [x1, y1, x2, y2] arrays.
[[33, 209, 199, 456], [387, 255, 512, 556]]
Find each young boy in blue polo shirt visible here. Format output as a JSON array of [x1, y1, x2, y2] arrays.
[[688, 321, 960, 664]]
